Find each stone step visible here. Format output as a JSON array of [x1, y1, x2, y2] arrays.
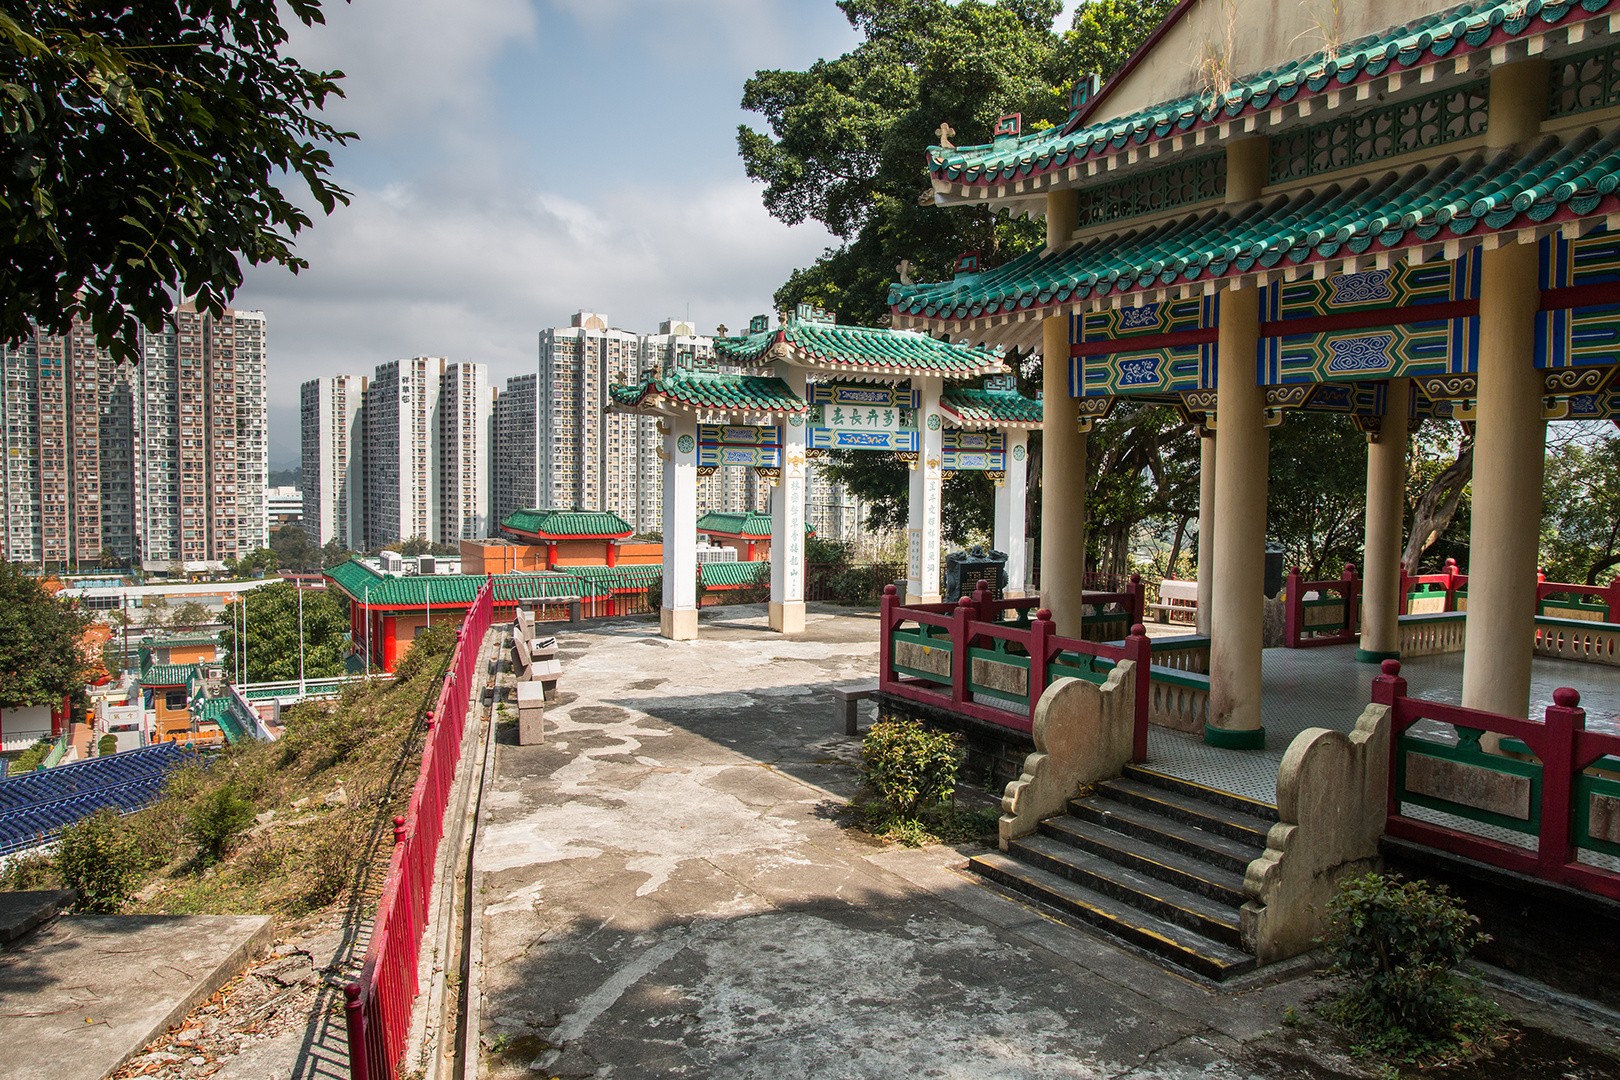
[[1067, 794, 1264, 876], [1096, 777, 1275, 847], [1007, 834, 1245, 949], [1121, 765, 1279, 821], [1038, 814, 1249, 906], [970, 851, 1256, 982]]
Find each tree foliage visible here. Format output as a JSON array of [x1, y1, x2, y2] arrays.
[[0, 560, 91, 706], [219, 581, 348, 683], [1268, 413, 1370, 580], [1404, 422, 1473, 573], [0, 1, 352, 362], [270, 524, 319, 572], [1541, 425, 1620, 585]]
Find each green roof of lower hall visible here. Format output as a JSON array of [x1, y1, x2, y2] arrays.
[[895, 122, 1620, 324], [141, 663, 199, 688], [325, 559, 614, 606], [501, 508, 633, 539], [927, 1, 1610, 194], [714, 316, 1004, 378], [608, 372, 808, 416], [941, 387, 1043, 429], [696, 511, 773, 538]]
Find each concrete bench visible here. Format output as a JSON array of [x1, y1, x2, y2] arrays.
[[514, 681, 547, 745], [1150, 579, 1199, 623], [833, 681, 878, 736]]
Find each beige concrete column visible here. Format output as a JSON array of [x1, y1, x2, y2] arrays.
[[1358, 378, 1410, 661], [1207, 287, 1267, 747], [1205, 135, 1271, 748], [1461, 59, 1550, 719], [1195, 430, 1215, 636], [1040, 312, 1086, 637]]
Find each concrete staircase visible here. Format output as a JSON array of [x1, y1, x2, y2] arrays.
[[971, 765, 1278, 981]]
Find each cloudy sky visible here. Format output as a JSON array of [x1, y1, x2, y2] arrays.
[[241, 0, 875, 465]]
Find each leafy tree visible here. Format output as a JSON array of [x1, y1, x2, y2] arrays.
[[0, 1, 353, 363], [171, 600, 211, 629], [428, 542, 460, 557], [0, 560, 91, 706], [218, 581, 349, 683], [269, 524, 318, 572], [186, 783, 255, 865], [1404, 421, 1473, 573], [140, 594, 171, 628], [321, 538, 352, 568], [1541, 425, 1620, 585], [1267, 412, 1370, 581], [97, 547, 124, 570], [233, 547, 278, 576]]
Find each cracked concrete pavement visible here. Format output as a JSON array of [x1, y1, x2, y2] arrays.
[[469, 604, 1379, 1079]]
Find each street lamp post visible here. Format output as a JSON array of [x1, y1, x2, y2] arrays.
[[297, 579, 306, 696], [363, 585, 371, 677]]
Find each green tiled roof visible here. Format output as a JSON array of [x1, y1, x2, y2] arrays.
[[143, 634, 220, 649], [928, 1, 1613, 191], [326, 558, 615, 606], [701, 561, 770, 587], [941, 387, 1043, 428], [608, 372, 807, 415], [568, 564, 663, 592], [895, 123, 1620, 322], [501, 508, 633, 539], [141, 663, 198, 688], [492, 573, 608, 602], [697, 511, 773, 538], [715, 317, 1004, 378]]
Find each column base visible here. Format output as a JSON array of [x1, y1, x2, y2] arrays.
[[1203, 724, 1266, 750], [1355, 647, 1400, 663], [659, 607, 698, 641], [768, 600, 806, 634]]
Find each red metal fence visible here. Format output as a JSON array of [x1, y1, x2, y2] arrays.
[[879, 582, 1155, 760], [1283, 564, 1361, 648], [1377, 660, 1620, 902], [345, 577, 493, 1080], [1400, 558, 1467, 614], [1536, 573, 1620, 622]]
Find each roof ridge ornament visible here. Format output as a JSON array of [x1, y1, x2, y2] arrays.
[[935, 121, 955, 149], [992, 113, 1020, 152]]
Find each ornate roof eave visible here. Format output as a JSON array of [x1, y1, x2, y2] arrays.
[[604, 394, 802, 425], [924, 0, 1620, 205], [940, 411, 1043, 431]]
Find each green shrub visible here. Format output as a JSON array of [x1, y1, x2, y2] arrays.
[[393, 620, 459, 683], [830, 566, 887, 606], [1319, 872, 1504, 1062], [0, 849, 58, 891], [186, 784, 256, 865], [57, 809, 142, 912], [97, 733, 118, 757], [11, 738, 52, 773], [859, 718, 963, 819], [645, 574, 663, 613]]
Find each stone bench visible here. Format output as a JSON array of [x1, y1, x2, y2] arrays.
[[514, 681, 547, 745], [833, 681, 878, 736]]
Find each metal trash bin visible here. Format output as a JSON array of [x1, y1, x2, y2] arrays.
[[945, 545, 1009, 602], [1264, 543, 1286, 599]]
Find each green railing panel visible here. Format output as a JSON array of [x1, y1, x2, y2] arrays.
[[1049, 652, 1109, 686], [1396, 734, 1542, 836], [1575, 772, 1620, 858], [966, 647, 1030, 704]]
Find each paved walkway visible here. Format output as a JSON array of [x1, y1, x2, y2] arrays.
[[473, 606, 1378, 1079]]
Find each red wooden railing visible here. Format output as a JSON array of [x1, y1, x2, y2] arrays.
[[1283, 564, 1361, 648], [1536, 572, 1620, 622], [1376, 660, 1620, 902], [879, 583, 1155, 760], [1399, 558, 1467, 615], [345, 577, 493, 1080]]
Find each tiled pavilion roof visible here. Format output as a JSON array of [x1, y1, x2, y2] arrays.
[[140, 663, 198, 688], [607, 372, 808, 416], [701, 562, 770, 587], [940, 387, 1044, 429], [502, 508, 633, 540], [715, 317, 1005, 379], [325, 560, 609, 608], [696, 511, 773, 538], [894, 125, 1620, 328], [928, 1, 1618, 199]]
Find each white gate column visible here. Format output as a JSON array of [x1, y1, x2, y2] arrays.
[[770, 368, 809, 633], [660, 414, 699, 641], [994, 428, 1029, 597], [907, 376, 945, 604]]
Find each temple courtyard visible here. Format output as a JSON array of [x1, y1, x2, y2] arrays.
[[468, 606, 1618, 1079]]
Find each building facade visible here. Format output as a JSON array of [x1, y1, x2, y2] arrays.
[[299, 373, 367, 549], [437, 360, 492, 543], [363, 357, 440, 549], [492, 373, 541, 531]]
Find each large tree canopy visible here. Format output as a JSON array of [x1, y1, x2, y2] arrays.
[[0, 562, 92, 706], [0, 1, 352, 362], [219, 581, 349, 683]]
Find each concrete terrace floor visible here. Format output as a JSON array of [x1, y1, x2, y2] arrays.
[[1147, 644, 1620, 806]]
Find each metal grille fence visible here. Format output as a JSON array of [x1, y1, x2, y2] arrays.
[[344, 577, 492, 1080]]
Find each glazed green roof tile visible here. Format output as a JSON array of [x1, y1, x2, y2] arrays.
[[501, 508, 633, 539], [326, 559, 618, 605], [701, 561, 770, 587], [928, 1, 1617, 191], [608, 372, 807, 415], [567, 564, 663, 591], [142, 634, 220, 649], [940, 388, 1044, 428], [697, 511, 773, 538], [714, 317, 1004, 378], [141, 663, 198, 688], [895, 123, 1620, 323]]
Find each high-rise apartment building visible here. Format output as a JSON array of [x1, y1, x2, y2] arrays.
[[537, 313, 624, 514], [137, 305, 269, 568], [300, 374, 367, 549], [364, 357, 439, 549], [492, 374, 541, 530], [438, 360, 492, 543]]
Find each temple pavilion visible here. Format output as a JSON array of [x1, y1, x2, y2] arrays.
[[607, 308, 1043, 639], [888, 0, 1620, 746]]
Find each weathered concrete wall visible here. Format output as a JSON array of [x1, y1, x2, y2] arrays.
[[1241, 702, 1391, 964], [999, 664, 1137, 850]]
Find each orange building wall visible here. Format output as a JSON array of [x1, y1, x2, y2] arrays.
[[550, 539, 613, 566], [713, 537, 771, 561], [168, 644, 216, 665], [615, 543, 662, 565], [460, 540, 548, 575]]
